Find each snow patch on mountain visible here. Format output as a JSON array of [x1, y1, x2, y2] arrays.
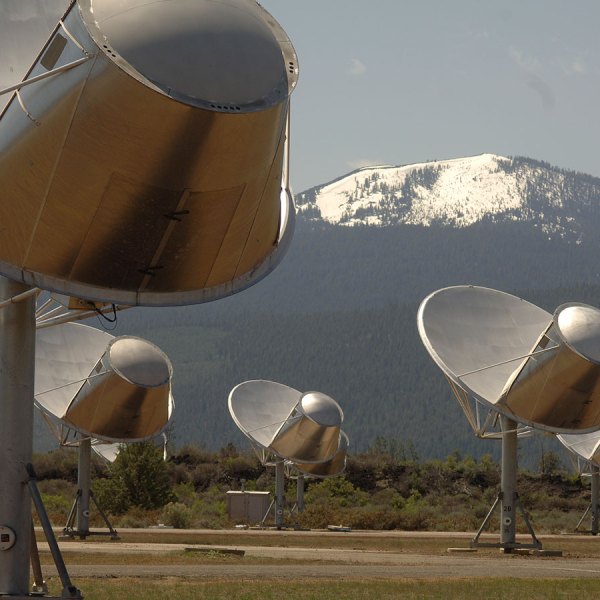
[[295, 154, 600, 241]]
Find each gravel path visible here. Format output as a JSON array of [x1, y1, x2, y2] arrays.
[[35, 531, 600, 581]]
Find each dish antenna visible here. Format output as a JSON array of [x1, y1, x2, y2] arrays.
[[557, 431, 600, 535], [0, 0, 298, 595], [419, 286, 600, 551], [0, 0, 297, 308], [35, 322, 173, 540], [229, 380, 346, 529]]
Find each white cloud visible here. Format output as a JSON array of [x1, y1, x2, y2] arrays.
[[348, 58, 367, 76], [571, 58, 586, 74], [508, 46, 542, 71]]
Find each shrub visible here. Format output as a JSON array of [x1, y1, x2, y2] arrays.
[[108, 442, 174, 510], [115, 507, 159, 528], [221, 455, 262, 482], [191, 486, 227, 528], [171, 444, 215, 467], [161, 502, 193, 529], [345, 457, 378, 491], [33, 449, 79, 482], [92, 477, 130, 515], [305, 477, 369, 508], [191, 463, 221, 491], [37, 493, 71, 525], [173, 482, 197, 506]]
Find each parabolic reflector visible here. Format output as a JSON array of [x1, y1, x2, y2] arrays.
[[92, 441, 120, 464], [228, 380, 344, 464], [418, 286, 600, 433], [557, 431, 600, 466], [0, 0, 298, 306], [35, 323, 174, 441]]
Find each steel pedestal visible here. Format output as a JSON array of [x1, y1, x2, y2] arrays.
[[62, 438, 119, 540], [471, 416, 541, 552], [575, 464, 600, 535], [0, 278, 81, 597]]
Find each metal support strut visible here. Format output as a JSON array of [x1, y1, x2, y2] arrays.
[[27, 464, 82, 598], [62, 438, 119, 540], [470, 416, 542, 552], [0, 278, 84, 598], [0, 278, 37, 596], [296, 475, 305, 514], [575, 464, 600, 535], [260, 461, 298, 529]]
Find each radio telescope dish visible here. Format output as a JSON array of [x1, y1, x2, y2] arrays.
[[0, 0, 298, 306], [557, 431, 600, 467], [418, 286, 600, 433], [35, 323, 174, 442], [418, 285, 600, 553], [229, 380, 345, 529], [229, 381, 343, 464], [91, 441, 120, 465]]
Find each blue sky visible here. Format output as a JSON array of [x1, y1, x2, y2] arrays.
[[260, 1, 600, 193]]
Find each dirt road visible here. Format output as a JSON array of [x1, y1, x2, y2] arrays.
[[36, 529, 600, 581]]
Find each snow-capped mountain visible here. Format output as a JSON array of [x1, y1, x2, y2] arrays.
[[296, 154, 600, 242]]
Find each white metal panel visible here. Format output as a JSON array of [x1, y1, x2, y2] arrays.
[[34, 322, 112, 419], [418, 286, 551, 406], [229, 380, 301, 449]]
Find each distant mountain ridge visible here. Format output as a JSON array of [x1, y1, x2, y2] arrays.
[[296, 154, 600, 243]]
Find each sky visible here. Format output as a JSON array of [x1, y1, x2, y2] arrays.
[[259, 1, 600, 193]]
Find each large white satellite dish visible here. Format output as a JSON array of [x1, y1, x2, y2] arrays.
[[229, 380, 346, 528], [417, 285, 600, 553], [229, 381, 344, 464], [0, 0, 298, 307], [418, 286, 600, 434], [35, 323, 174, 442], [34, 321, 174, 542]]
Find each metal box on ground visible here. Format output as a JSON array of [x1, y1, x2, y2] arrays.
[[226, 491, 271, 525]]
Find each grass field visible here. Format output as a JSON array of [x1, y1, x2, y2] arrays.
[[33, 528, 600, 599], [44, 577, 600, 600]]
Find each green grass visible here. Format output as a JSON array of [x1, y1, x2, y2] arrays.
[[45, 578, 600, 600]]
